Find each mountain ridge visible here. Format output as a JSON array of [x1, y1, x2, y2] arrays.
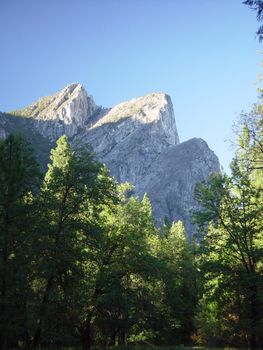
[[0, 83, 220, 237]]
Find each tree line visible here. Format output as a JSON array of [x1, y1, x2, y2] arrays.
[[0, 96, 262, 349]]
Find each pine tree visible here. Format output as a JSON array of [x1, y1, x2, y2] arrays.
[[31, 135, 117, 347]]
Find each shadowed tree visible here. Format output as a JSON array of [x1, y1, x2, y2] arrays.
[[0, 135, 40, 349]]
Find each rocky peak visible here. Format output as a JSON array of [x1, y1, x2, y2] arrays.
[[55, 83, 97, 127], [11, 84, 179, 147], [91, 92, 179, 146], [12, 83, 98, 140]]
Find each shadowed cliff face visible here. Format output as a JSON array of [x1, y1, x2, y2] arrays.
[[0, 84, 220, 237], [136, 138, 220, 235]]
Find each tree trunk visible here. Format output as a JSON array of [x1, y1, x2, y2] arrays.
[[0, 207, 9, 350], [109, 330, 117, 346], [0, 335, 4, 350], [250, 296, 257, 349], [31, 190, 68, 348], [0, 263, 7, 350], [118, 328, 126, 346], [31, 275, 53, 348], [82, 318, 92, 350], [249, 282, 259, 350]]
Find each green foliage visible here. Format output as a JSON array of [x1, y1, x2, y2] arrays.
[[0, 108, 262, 350], [30, 135, 117, 348], [0, 133, 200, 349], [5, 132, 254, 349], [194, 103, 263, 348], [154, 221, 197, 345], [0, 135, 41, 349], [237, 105, 263, 172], [79, 190, 162, 349]]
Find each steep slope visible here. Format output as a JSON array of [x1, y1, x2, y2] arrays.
[[0, 84, 220, 237]]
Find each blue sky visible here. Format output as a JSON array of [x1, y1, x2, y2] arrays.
[[0, 0, 261, 171]]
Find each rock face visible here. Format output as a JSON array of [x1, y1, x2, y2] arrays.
[[77, 92, 180, 184], [1, 84, 220, 237], [12, 83, 98, 140], [136, 138, 219, 235]]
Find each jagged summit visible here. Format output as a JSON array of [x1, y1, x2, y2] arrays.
[[12, 83, 98, 140], [63, 82, 82, 91], [11, 85, 179, 146]]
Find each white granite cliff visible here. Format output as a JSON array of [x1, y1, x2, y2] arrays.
[[77, 91, 180, 185], [13, 83, 97, 140]]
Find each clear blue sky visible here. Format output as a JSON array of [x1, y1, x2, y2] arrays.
[[0, 0, 261, 171]]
